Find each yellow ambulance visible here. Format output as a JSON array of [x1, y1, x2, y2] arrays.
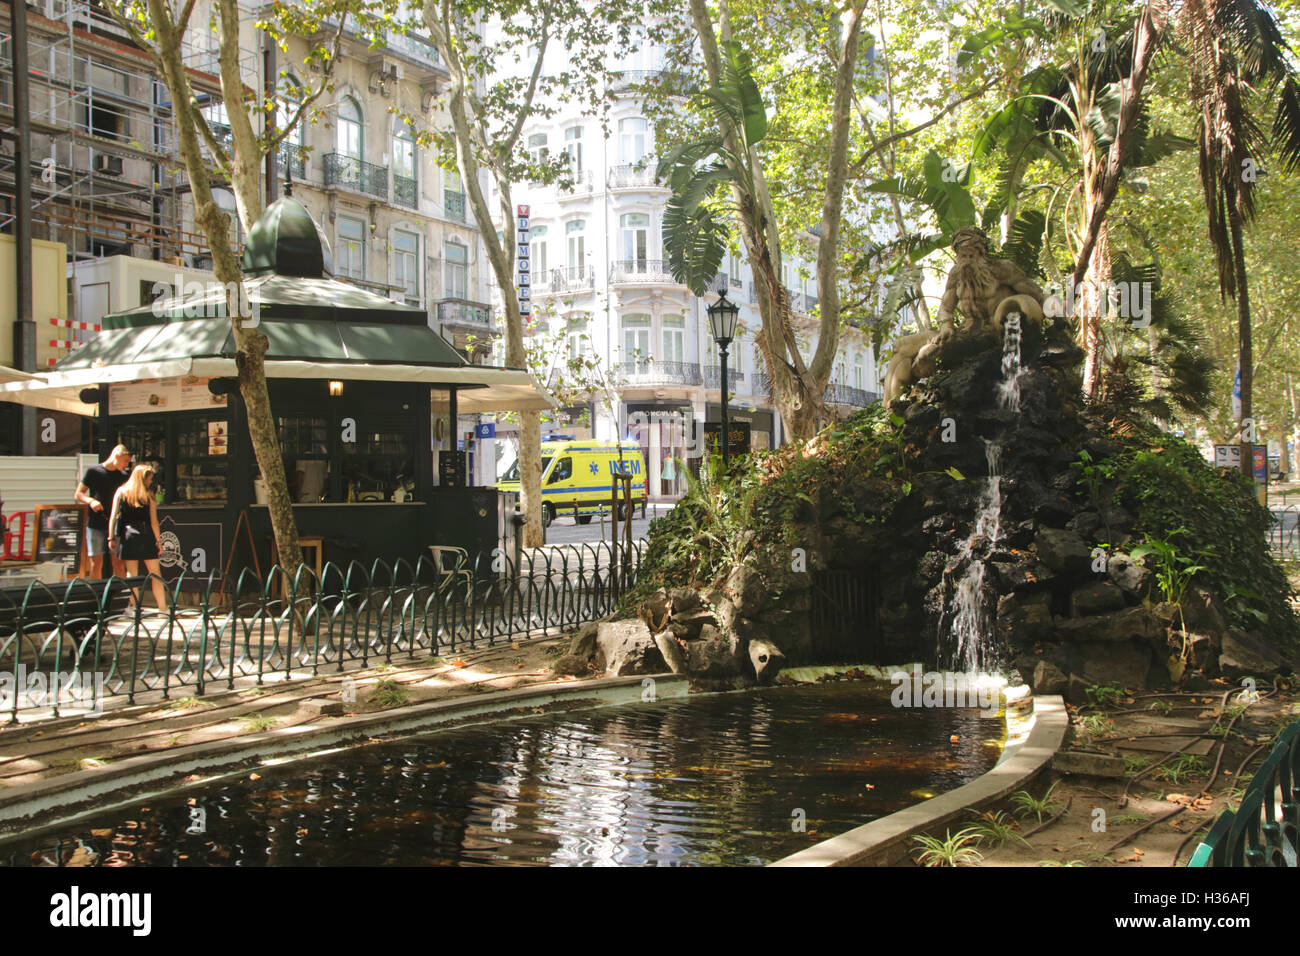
[[497, 439, 647, 527]]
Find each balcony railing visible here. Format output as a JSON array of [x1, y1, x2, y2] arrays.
[[789, 288, 820, 313], [437, 298, 492, 327], [703, 365, 744, 389], [610, 259, 679, 285], [277, 144, 306, 181], [536, 266, 596, 295], [444, 189, 467, 222], [824, 384, 879, 407], [323, 153, 388, 200], [558, 168, 593, 197], [393, 174, 417, 209], [385, 30, 445, 71], [607, 162, 663, 189], [749, 370, 772, 394], [618, 360, 702, 386], [609, 70, 695, 96]]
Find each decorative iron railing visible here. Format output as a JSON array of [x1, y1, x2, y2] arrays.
[[277, 144, 307, 181], [824, 384, 878, 407], [393, 174, 417, 208], [444, 189, 467, 221], [618, 360, 702, 386], [323, 153, 389, 200], [703, 365, 744, 389], [437, 299, 492, 326], [607, 162, 663, 189], [610, 259, 678, 284], [537, 266, 596, 294], [1268, 505, 1300, 556], [0, 543, 645, 720]]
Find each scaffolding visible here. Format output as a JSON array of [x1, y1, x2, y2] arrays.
[[0, 0, 253, 267]]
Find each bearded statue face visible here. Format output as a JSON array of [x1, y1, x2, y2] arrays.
[[952, 227, 989, 260]]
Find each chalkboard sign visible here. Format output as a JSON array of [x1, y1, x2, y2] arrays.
[[32, 504, 87, 575]]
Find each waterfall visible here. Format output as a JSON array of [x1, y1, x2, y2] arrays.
[[943, 314, 1023, 673]]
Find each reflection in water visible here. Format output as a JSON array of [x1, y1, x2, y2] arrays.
[[4, 682, 1004, 867]]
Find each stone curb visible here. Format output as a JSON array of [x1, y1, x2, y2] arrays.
[[0, 673, 686, 838], [769, 694, 1069, 867]]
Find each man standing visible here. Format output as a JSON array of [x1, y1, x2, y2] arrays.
[[76, 444, 131, 578]]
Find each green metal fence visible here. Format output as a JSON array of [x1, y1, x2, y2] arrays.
[[0, 542, 644, 721]]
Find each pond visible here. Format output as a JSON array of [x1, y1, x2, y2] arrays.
[[3, 681, 1005, 867]]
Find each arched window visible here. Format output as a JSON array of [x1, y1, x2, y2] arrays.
[[622, 313, 651, 370], [337, 97, 363, 159], [393, 122, 418, 208]]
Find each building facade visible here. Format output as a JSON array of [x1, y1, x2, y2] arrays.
[[494, 51, 881, 500]]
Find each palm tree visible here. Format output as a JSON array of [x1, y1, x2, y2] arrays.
[[1178, 0, 1300, 475]]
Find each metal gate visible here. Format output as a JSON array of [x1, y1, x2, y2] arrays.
[[808, 568, 881, 662]]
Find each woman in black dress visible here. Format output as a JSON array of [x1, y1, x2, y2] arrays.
[[108, 465, 170, 612]]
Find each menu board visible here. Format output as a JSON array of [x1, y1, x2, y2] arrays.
[[109, 376, 227, 415], [32, 504, 87, 575], [207, 420, 228, 455]]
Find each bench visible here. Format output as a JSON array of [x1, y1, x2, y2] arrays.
[[1189, 719, 1299, 866]]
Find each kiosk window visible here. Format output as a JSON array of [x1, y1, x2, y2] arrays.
[[278, 415, 331, 502], [342, 428, 413, 502]]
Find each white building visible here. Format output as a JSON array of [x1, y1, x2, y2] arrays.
[[493, 47, 881, 501]]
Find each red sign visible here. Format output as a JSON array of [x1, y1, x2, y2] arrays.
[[516, 204, 530, 216]]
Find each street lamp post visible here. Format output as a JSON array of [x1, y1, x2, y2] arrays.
[[706, 292, 740, 466]]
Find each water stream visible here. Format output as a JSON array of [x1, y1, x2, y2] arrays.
[[943, 314, 1023, 673]]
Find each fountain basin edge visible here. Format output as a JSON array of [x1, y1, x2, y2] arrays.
[[0, 673, 690, 841], [770, 694, 1067, 867]]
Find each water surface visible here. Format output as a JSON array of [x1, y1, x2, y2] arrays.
[[4, 681, 1004, 866]]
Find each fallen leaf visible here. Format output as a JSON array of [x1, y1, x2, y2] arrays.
[[249, 773, 260, 781], [452, 659, 469, 668]]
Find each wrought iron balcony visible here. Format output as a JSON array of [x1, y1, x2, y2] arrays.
[[824, 384, 879, 407], [703, 365, 744, 389], [277, 144, 306, 181], [610, 259, 679, 285], [618, 360, 703, 386], [609, 70, 695, 96], [385, 30, 445, 72], [536, 266, 596, 295], [607, 162, 664, 190], [437, 298, 492, 327], [749, 370, 772, 394], [558, 168, 593, 197], [393, 174, 417, 209], [323, 153, 389, 200], [444, 188, 467, 222]]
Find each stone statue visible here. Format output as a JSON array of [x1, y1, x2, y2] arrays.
[[883, 227, 1046, 403], [936, 226, 1045, 335]]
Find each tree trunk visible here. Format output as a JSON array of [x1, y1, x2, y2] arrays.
[[1228, 201, 1253, 479], [1080, 224, 1111, 399], [147, 0, 302, 576]]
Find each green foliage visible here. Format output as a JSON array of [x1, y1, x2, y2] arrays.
[[912, 826, 986, 867], [1009, 781, 1062, 823], [1085, 681, 1126, 709], [967, 809, 1029, 847], [630, 405, 930, 599], [371, 679, 410, 709], [1113, 433, 1298, 645], [1153, 753, 1207, 785]]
